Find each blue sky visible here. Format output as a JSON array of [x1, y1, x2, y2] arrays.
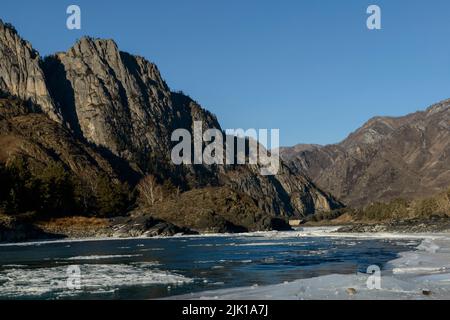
[[2, 0, 450, 146]]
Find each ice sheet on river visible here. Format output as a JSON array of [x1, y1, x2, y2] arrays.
[[172, 229, 450, 300]]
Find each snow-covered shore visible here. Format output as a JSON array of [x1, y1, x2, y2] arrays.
[[172, 227, 450, 300]]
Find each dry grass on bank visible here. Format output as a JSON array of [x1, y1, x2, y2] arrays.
[[35, 216, 111, 238]]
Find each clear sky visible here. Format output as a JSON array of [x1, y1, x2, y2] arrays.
[[2, 0, 450, 146]]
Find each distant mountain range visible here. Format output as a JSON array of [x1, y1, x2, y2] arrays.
[[0, 20, 342, 240], [280, 100, 450, 207]]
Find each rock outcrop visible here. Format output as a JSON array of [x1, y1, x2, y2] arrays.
[[43, 37, 220, 164], [111, 215, 197, 237], [281, 100, 450, 207], [219, 162, 342, 216], [0, 20, 61, 122], [145, 186, 293, 233]]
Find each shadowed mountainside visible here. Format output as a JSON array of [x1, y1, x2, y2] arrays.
[[281, 100, 450, 207]]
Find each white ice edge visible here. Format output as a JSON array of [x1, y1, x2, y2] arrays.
[[167, 228, 450, 300], [2, 226, 450, 299], [0, 226, 444, 247], [62, 254, 144, 261]]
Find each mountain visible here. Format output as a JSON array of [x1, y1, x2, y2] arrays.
[[43, 36, 220, 163], [0, 20, 341, 239], [281, 100, 450, 207], [0, 22, 61, 122]]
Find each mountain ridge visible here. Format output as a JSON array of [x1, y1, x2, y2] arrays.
[[281, 99, 450, 207]]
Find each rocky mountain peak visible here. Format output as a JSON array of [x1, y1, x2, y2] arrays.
[[426, 98, 450, 116], [0, 20, 61, 122], [0, 19, 34, 54], [44, 35, 182, 160], [340, 117, 397, 149], [66, 36, 169, 92], [74, 36, 119, 51]]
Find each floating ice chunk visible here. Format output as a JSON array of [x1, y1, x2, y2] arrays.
[[417, 239, 440, 253], [0, 263, 192, 298], [63, 254, 143, 261]]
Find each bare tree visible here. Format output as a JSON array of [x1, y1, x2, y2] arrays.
[[137, 175, 162, 207]]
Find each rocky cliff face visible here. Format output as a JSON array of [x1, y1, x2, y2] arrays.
[[0, 21, 61, 122], [43, 37, 220, 162], [281, 100, 450, 207], [0, 19, 341, 233], [219, 162, 341, 216]]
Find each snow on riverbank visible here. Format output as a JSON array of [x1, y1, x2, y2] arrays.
[[171, 228, 450, 300], [0, 225, 439, 248]]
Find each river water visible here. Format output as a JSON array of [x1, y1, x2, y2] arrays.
[[0, 230, 419, 299]]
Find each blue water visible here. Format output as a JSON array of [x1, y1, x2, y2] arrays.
[[0, 231, 419, 299]]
